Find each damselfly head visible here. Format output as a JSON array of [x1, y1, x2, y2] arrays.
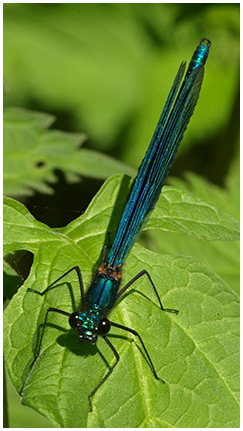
[[69, 311, 110, 344]]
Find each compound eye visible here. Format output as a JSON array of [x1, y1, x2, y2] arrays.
[[69, 312, 80, 329], [97, 318, 110, 335]]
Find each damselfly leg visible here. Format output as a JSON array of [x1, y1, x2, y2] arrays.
[[116, 269, 179, 314]]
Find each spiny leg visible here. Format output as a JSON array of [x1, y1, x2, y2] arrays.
[[110, 321, 165, 383], [88, 336, 119, 412], [27, 265, 85, 305], [34, 307, 70, 359], [116, 269, 178, 314]]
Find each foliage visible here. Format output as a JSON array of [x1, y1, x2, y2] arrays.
[[4, 108, 134, 197], [4, 3, 239, 162], [3, 177, 239, 427], [3, 2, 239, 428]]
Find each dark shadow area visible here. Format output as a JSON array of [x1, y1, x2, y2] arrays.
[[58, 331, 98, 358], [4, 251, 34, 300], [3, 265, 22, 301], [26, 171, 103, 228]]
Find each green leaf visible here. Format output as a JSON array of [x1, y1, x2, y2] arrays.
[[150, 172, 240, 295], [146, 186, 239, 241], [3, 108, 135, 197], [4, 364, 53, 428], [169, 171, 239, 219], [3, 176, 239, 427]]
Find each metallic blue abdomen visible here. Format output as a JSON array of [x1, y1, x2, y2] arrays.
[[186, 38, 211, 75]]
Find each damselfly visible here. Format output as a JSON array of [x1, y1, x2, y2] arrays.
[[27, 38, 211, 411]]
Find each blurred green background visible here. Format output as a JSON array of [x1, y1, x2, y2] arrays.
[[3, 3, 239, 428]]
